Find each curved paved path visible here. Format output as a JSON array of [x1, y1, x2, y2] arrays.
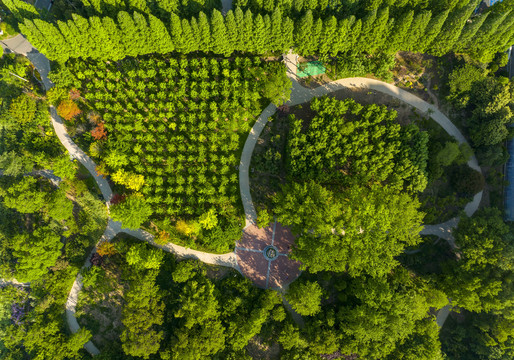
[[240, 51, 482, 240], [3, 36, 241, 356], [238, 51, 485, 328]]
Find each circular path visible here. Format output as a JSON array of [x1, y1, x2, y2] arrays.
[[4, 34, 484, 352], [237, 51, 485, 326]]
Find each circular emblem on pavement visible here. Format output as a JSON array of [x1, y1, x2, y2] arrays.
[[264, 245, 278, 260]]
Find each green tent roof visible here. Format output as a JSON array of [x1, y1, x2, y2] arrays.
[[297, 61, 326, 78]]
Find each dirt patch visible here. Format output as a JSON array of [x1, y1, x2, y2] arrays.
[[246, 336, 281, 360], [393, 51, 439, 104]]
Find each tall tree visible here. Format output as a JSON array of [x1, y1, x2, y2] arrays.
[[148, 14, 174, 54], [133, 12, 153, 55], [439, 208, 514, 314], [101, 16, 125, 60], [117, 11, 140, 57], [416, 9, 450, 53], [383, 10, 414, 53], [429, 0, 480, 56], [169, 13, 186, 52], [454, 12, 489, 53], [198, 12, 212, 53], [274, 181, 423, 276], [404, 10, 432, 52], [253, 14, 267, 54]]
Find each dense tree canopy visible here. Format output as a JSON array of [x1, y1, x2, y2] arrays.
[[439, 208, 514, 314], [275, 181, 423, 276], [12, 1, 514, 63]]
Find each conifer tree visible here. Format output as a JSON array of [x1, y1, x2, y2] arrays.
[[225, 11, 238, 51], [198, 12, 212, 53], [148, 14, 174, 54], [347, 18, 362, 53], [384, 10, 414, 54], [71, 14, 96, 58], [88, 16, 118, 60], [416, 9, 450, 53], [429, 0, 480, 56], [319, 16, 336, 56], [312, 18, 323, 55], [3, 0, 39, 21], [264, 14, 272, 49], [293, 0, 304, 13], [133, 12, 153, 55], [33, 19, 69, 63], [331, 16, 354, 56], [188, 17, 201, 53], [127, 0, 150, 14], [243, 10, 254, 52], [356, 9, 377, 53], [473, 10, 512, 62], [102, 16, 125, 60], [263, 0, 274, 12], [253, 14, 267, 54], [295, 10, 314, 55], [117, 11, 140, 56], [19, 20, 50, 57], [169, 13, 186, 53], [234, 7, 245, 50], [270, 8, 283, 51], [282, 16, 295, 51], [210, 10, 231, 56], [368, 6, 390, 53], [492, 12, 514, 55], [404, 10, 432, 52], [154, 0, 179, 14], [455, 12, 489, 53], [57, 21, 81, 58]]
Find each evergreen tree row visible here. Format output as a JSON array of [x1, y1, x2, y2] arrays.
[[18, 4, 514, 64]]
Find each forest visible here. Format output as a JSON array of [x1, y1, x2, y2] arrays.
[[49, 55, 289, 252], [0, 0, 513, 359], [1, 0, 511, 64]]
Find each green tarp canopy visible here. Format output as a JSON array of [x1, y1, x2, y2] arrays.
[[297, 61, 326, 78]]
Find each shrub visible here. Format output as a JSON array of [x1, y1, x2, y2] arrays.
[[97, 241, 117, 256], [91, 122, 107, 140], [57, 99, 82, 121]]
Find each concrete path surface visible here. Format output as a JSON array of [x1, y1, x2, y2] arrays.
[[239, 103, 277, 227], [280, 51, 483, 242], [237, 51, 486, 328], [2, 36, 243, 356]]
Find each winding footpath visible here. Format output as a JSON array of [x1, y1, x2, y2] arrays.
[[3, 34, 483, 353], [239, 51, 484, 328], [2, 35, 239, 356]]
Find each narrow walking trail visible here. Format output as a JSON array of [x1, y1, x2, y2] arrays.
[[4, 32, 480, 351], [238, 51, 485, 329], [2, 36, 241, 356]]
